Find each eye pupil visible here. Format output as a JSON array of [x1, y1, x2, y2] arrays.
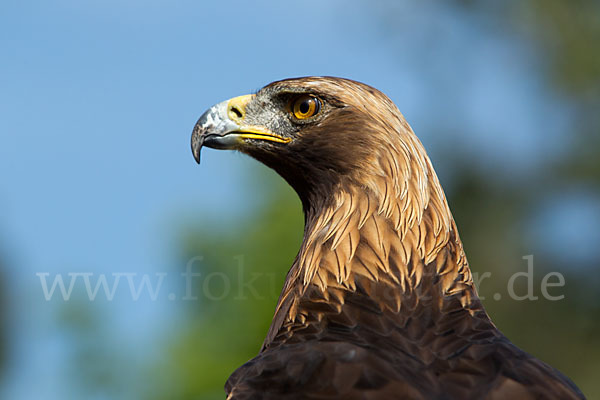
[[299, 101, 310, 114]]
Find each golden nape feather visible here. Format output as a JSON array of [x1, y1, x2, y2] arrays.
[[191, 77, 585, 399]]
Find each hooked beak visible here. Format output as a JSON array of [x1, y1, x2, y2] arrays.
[[191, 94, 291, 164]]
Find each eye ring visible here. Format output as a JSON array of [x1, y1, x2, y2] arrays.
[[291, 95, 321, 120]]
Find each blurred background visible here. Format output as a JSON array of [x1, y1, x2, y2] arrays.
[[1, 0, 599, 398]]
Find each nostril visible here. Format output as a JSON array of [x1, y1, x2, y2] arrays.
[[230, 106, 243, 120]]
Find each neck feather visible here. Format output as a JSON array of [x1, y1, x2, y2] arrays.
[[262, 141, 489, 349]]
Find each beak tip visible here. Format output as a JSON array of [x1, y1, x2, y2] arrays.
[[191, 142, 202, 164], [191, 124, 204, 164]]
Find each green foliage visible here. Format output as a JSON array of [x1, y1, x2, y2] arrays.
[[450, 3, 600, 395], [148, 169, 303, 400]]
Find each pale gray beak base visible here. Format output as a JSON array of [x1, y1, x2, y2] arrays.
[[191, 100, 239, 164]]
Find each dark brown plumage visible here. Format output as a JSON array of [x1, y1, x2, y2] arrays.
[[191, 77, 585, 399]]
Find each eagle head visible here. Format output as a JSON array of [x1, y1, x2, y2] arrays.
[[192, 77, 421, 208]]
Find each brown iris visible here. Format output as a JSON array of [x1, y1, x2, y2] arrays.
[[292, 95, 320, 120]]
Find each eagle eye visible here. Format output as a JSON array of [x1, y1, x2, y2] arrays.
[[291, 95, 320, 120]]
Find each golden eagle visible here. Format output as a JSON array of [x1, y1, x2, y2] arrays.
[[191, 77, 584, 399]]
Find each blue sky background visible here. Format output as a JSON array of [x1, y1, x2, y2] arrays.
[[1, 1, 599, 398]]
